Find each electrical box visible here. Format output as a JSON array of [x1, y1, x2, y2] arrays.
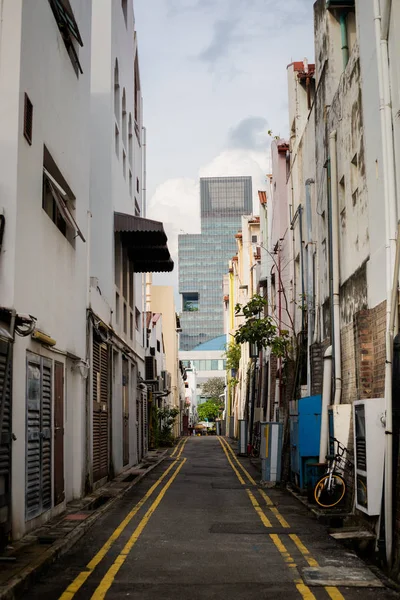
[[238, 419, 247, 455], [261, 422, 283, 483], [289, 395, 322, 490], [353, 398, 385, 516]]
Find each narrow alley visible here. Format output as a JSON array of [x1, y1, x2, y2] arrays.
[[24, 438, 395, 600]]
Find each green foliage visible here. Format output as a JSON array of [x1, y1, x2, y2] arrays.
[[200, 377, 225, 400], [234, 295, 290, 358], [156, 407, 179, 447], [197, 398, 223, 423], [224, 341, 241, 371]]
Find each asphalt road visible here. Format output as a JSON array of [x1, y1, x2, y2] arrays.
[[25, 437, 397, 599]]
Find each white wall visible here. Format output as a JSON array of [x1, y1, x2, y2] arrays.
[[0, 0, 92, 538]]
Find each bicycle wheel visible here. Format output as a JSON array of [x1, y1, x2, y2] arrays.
[[314, 473, 346, 508]]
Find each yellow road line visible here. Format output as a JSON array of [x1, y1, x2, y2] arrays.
[[218, 437, 245, 484], [289, 534, 318, 567], [176, 437, 188, 459], [59, 458, 180, 600], [259, 489, 290, 528], [170, 438, 184, 457], [91, 458, 187, 599], [289, 534, 345, 600], [220, 438, 290, 529], [246, 489, 272, 527], [219, 437, 256, 484], [270, 534, 316, 599]]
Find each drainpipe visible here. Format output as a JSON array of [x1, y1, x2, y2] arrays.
[[319, 346, 332, 462], [339, 12, 349, 70], [374, 0, 397, 566], [299, 206, 305, 335], [305, 179, 315, 396], [329, 131, 342, 406]]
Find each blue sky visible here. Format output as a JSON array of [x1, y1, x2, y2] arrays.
[[134, 0, 315, 293]]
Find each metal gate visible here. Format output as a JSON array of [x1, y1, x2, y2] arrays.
[[92, 339, 109, 482], [122, 358, 129, 466], [26, 354, 52, 520], [0, 335, 12, 546]]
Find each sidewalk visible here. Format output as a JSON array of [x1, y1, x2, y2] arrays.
[[0, 448, 168, 600]]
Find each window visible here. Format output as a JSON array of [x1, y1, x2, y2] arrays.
[[122, 89, 127, 148], [129, 259, 134, 308], [122, 248, 128, 299], [251, 235, 258, 243], [135, 307, 141, 331], [134, 55, 140, 122], [115, 292, 120, 324], [115, 236, 121, 287], [129, 171, 133, 197], [134, 198, 140, 217], [42, 147, 84, 245], [48, 0, 83, 76], [157, 340, 161, 353], [121, 0, 128, 26], [23, 93, 33, 145], [123, 150, 126, 179], [183, 292, 199, 312], [136, 177, 140, 193], [115, 124, 119, 157], [130, 313, 134, 340], [123, 302, 127, 334], [114, 60, 120, 123], [211, 360, 218, 370], [128, 114, 133, 165]]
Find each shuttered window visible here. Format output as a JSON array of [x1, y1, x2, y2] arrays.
[[26, 354, 52, 521], [23, 94, 33, 145], [0, 339, 12, 540], [92, 340, 109, 482]]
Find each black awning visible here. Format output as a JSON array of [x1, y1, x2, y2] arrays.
[[114, 212, 174, 273]]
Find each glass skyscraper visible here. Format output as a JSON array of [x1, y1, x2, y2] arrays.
[[179, 176, 252, 350]]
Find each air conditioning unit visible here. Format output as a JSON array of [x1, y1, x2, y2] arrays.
[[161, 370, 171, 391], [353, 398, 385, 516], [145, 356, 157, 381], [261, 422, 283, 483]]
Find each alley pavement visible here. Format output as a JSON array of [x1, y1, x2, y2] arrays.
[[24, 437, 397, 599]]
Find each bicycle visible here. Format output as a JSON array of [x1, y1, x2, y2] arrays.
[[314, 437, 350, 508], [249, 425, 261, 458]]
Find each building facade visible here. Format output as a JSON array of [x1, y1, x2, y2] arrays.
[[0, 0, 173, 545], [179, 176, 252, 351]]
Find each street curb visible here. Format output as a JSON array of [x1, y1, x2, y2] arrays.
[[0, 451, 169, 600]]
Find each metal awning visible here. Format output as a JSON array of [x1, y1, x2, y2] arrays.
[[114, 212, 174, 273]]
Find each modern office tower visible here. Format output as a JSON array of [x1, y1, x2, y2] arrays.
[[178, 176, 252, 350]]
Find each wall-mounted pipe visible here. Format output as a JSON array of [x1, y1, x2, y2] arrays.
[[305, 179, 315, 396], [374, 0, 397, 567], [329, 131, 342, 406], [319, 345, 332, 463], [339, 12, 349, 70]]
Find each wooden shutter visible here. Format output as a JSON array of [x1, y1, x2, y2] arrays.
[[26, 358, 41, 520], [26, 355, 52, 520], [92, 339, 109, 482], [41, 360, 52, 512], [0, 339, 12, 540]]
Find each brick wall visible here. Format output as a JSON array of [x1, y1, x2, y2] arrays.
[[341, 321, 358, 403], [371, 301, 386, 398]]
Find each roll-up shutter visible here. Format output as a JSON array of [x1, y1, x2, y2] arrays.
[[92, 339, 109, 482]]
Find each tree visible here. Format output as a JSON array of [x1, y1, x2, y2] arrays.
[[197, 399, 223, 423], [234, 295, 290, 358], [224, 341, 241, 371], [200, 377, 225, 401]]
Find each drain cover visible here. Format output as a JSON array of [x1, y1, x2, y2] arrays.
[[302, 566, 384, 588]]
